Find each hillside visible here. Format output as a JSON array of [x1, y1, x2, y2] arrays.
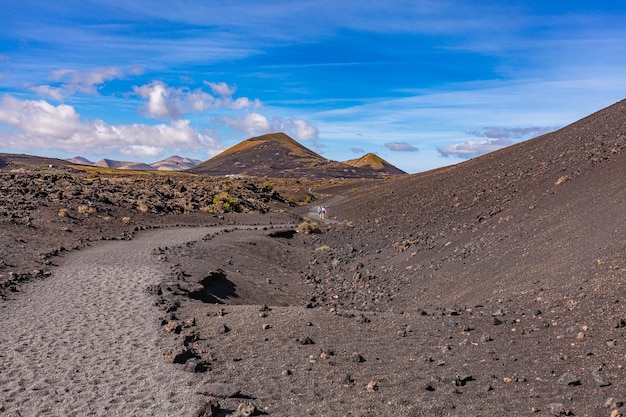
[[161, 99, 625, 415], [190, 132, 406, 178]]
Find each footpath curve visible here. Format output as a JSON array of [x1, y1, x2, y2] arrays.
[[0, 225, 291, 417]]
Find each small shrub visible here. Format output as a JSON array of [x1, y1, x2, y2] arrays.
[[262, 181, 274, 192], [86, 172, 99, 180], [315, 245, 331, 252], [346, 221, 354, 227], [137, 202, 149, 213], [213, 192, 240, 213], [296, 219, 321, 234], [77, 205, 95, 217], [121, 216, 131, 224], [304, 195, 314, 204], [57, 208, 69, 218]]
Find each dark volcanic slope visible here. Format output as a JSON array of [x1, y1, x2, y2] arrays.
[[190, 132, 403, 178], [318, 98, 625, 310]]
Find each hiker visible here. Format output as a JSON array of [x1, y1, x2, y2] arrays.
[[321, 206, 327, 219], [317, 206, 323, 218]]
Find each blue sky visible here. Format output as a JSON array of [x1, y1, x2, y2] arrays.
[[1, 1, 625, 173]]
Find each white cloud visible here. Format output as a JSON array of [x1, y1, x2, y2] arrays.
[[133, 81, 260, 119], [224, 112, 272, 136], [119, 145, 164, 158], [223, 112, 319, 141], [0, 94, 222, 156], [133, 81, 182, 119], [290, 118, 319, 141], [438, 138, 513, 158], [32, 67, 124, 100], [205, 81, 236, 96]]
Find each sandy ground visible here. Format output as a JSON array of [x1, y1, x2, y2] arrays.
[[0, 227, 226, 417]]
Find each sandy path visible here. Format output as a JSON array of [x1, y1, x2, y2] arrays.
[[0, 227, 222, 417]]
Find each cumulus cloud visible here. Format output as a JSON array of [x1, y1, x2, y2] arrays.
[[0, 94, 222, 156], [32, 67, 124, 100], [205, 81, 236, 96], [223, 112, 319, 141], [438, 138, 513, 158], [119, 145, 164, 158], [384, 142, 419, 152], [290, 118, 319, 141], [134, 81, 260, 119], [133, 81, 183, 119]]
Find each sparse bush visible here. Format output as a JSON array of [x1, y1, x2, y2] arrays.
[[77, 204, 95, 217], [262, 181, 274, 192], [137, 202, 149, 213], [304, 195, 314, 204], [346, 221, 354, 227], [122, 216, 131, 224], [57, 208, 69, 218], [315, 245, 331, 251], [86, 172, 99, 180], [296, 219, 321, 234], [213, 192, 239, 213]]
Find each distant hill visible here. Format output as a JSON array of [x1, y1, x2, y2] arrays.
[[67, 156, 95, 166], [63, 155, 201, 171], [344, 153, 407, 176], [94, 159, 155, 171], [151, 155, 203, 171], [190, 132, 407, 178]]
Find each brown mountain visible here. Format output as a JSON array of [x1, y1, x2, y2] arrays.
[[344, 152, 407, 175], [190, 132, 405, 178]]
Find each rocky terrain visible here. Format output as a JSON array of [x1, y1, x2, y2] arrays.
[[0, 99, 625, 416]]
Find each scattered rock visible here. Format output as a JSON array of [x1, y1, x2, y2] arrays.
[[217, 324, 230, 334], [193, 400, 220, 417], [162, 345, 195, 364], [366, 380, 379, 392], [184, 358, 209, 373], [164, 320, 182, 334], [547, 402, 571, 416], [298, 337, 314, 345], [591, 368, 611, 387], [235, 402, 256, 417], [604, 398, 624, 408], [557, 372, 581, 386]]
